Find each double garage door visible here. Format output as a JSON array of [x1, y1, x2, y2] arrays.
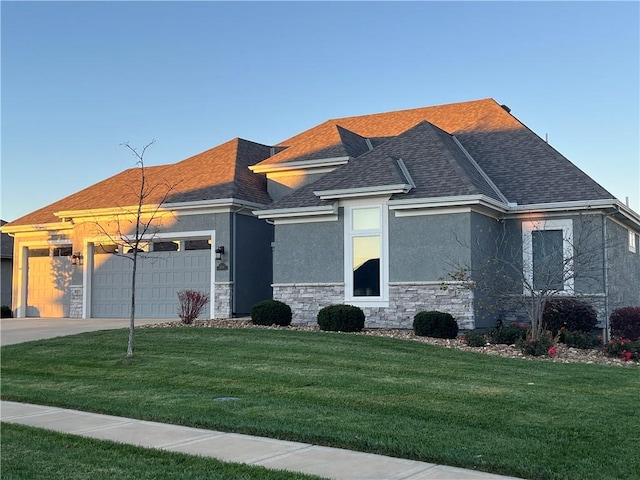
[[91, 249, 211, 318]]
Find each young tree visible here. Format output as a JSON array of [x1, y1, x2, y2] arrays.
[[449, 214, 606, 340], [93, 141, 176, 358]]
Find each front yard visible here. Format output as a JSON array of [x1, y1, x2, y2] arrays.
[[1, 326, 638, 480]]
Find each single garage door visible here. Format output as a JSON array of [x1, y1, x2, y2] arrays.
[[26, 247, 73, 317], [91, 242, 211, 318]]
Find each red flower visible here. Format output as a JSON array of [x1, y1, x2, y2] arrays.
[[621, 351, 633, 362], [548, 345, 557, 357]]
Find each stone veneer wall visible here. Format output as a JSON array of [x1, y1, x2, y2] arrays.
[[69, 285, 83, 318], [213, 281, 233, 319], [273, 282, 475, 330]]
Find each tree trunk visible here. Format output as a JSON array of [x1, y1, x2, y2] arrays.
[[126, 251, 137, 358]]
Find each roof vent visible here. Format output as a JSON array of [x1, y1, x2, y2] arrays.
[[501, 104, 511, 113]]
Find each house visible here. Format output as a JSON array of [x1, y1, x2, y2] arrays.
[[251, 99, 640, 329], [1, 220, 14, 310], [2, 138, 275, 319], [3, 98, 639, 328]]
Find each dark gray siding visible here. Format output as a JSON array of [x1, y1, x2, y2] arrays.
[[606, 219, 640, 310], [273, 217, 343, 284], [233, 213, 274, 314], [389, 212, 471, 282]]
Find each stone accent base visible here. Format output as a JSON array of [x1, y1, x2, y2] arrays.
[[213, 282, 233, 319], [273, 282, 475, 330], [273, 283, 344, 325], [69, 285, 83, 318]]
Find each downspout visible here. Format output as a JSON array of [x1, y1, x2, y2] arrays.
[[602, 214, 609, 342], [231, 209, 238, 316]]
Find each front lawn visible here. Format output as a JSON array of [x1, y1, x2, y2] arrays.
[[1, 328, 638, 480], [1, 423, 325, 480]]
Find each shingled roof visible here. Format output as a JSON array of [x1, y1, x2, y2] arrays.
[[257, 98, 614, 207], [6, 138, 273, 227], [266, 120, 505, 210]]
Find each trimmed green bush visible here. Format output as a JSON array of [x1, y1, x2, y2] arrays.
[[251, 299, 292, 327], [610, 307, 640, 341], [486, 322, 527, 345], [543, 298, 598, 334], [413, 311, 458, 339], [561, 330, 602, 349], [1, 305, 12, 318], [317, 304, 365, 332], [463, 330, 487, 347]]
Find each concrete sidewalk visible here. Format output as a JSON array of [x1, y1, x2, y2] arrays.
[[1, 400, 523, 480]]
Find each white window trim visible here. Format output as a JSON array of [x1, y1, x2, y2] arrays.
[[522, 219, 574, 295], [344, 203, 389, 307], [629, 229, 637, 253]]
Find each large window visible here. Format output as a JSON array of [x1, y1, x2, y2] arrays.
[[345, 205, 388, 305], [522, 219, 573, 293]]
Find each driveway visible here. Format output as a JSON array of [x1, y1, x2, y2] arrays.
[[0, 317, 171, 346]]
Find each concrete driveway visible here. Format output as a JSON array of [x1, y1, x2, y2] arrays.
[[0, 317, 172, 346]]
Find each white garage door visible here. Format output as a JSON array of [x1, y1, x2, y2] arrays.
[[26, 247, 73, 317], [91, 245, 211, 318]]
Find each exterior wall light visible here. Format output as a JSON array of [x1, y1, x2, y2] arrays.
[[215, 246, 225, 260], [71, 252, 84, 266]]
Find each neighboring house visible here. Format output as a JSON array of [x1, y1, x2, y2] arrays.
[[2, 139, 275, 319], [1, 220, 14, 310], [3, 98, 639, 327], [251, 98, 640, 329]]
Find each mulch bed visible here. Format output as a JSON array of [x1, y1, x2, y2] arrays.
[[140, 318, 638, 367]]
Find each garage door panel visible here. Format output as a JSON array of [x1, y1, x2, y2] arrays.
[[27, 255, 72, 318], [92, 250, 211, 318]]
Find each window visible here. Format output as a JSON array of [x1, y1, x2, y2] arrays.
[[184, 239, 211, 250], [153, 241, 179, 252], [95, 244, 119, 255], [630, 230, 637, 253], [522, 219, 573, 293], [345, 205, 388, 305]]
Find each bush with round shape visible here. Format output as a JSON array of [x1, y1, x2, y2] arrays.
[[413, 311, 458, 339], [463, 330, 487, 347], [542, 298, 598, 334], [251, 299, 292, 327], [317, 304, 365, 332], [610, 307, 640, 341], [485, 322, 527, 345]]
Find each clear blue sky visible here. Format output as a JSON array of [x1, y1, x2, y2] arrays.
[[2, 1, 639, 222]]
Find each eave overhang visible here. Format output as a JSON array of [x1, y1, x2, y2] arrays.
[[249, 156, 351, 174], [314, 183, 413, 200]]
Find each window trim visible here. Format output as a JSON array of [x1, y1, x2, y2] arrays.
[[344, 203, 389, 307], [629, 229, 637, 253], [522, 219, 574, 294]]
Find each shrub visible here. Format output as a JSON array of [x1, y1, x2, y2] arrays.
[[413, 311, 458, 339], [251, 299, 292, 327], [516, 332, 554, 357], [610, 307, 640, 341], [317, 304, 365, 332], [177, 290, 210, 324], [463, 330, 487, 347], [560, 330, 602, 349], [543, 298, 598, 334], [604, 337, 640, 362], [485, 322, 527, 345], [1, 305, 12, 318]]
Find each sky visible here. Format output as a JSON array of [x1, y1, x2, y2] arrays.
[[1, 1, 639, 223]]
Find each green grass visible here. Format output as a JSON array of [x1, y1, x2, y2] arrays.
[[2, 327, 639, 480], [0, 422, 325, 480]]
